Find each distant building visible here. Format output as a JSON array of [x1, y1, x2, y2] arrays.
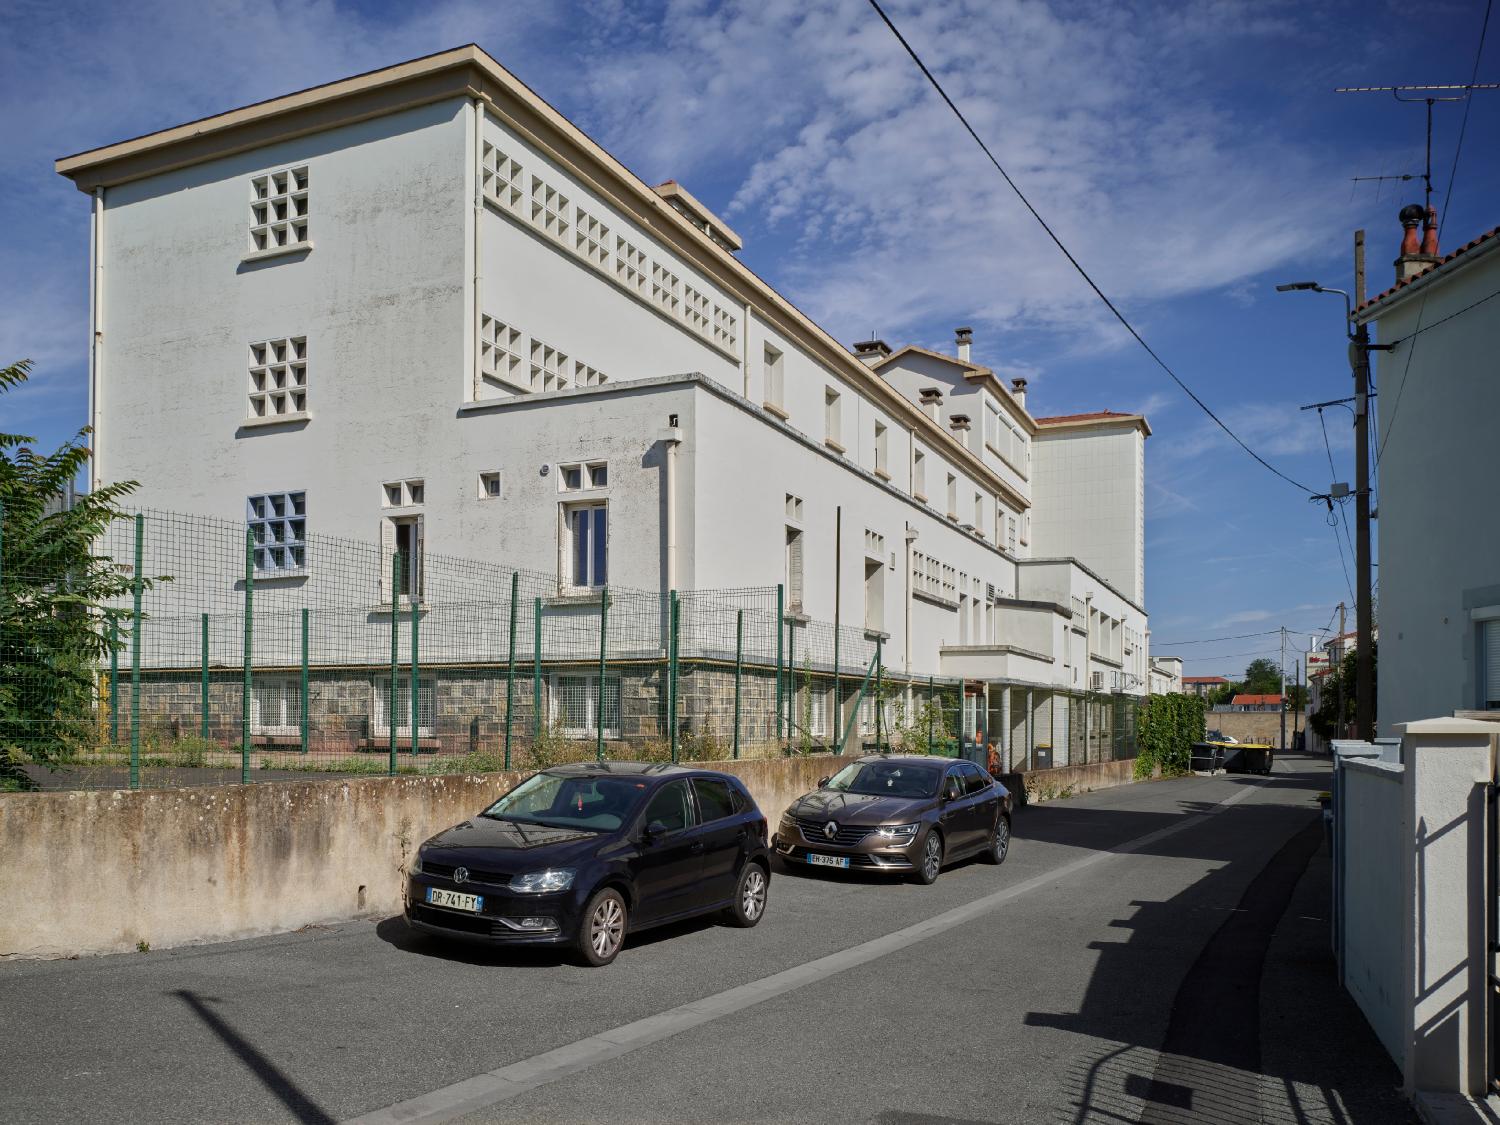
[[1182, 675, 1228, 699], [1357, 208, 1498, 732], [1229, 694, 1283, 712], [1148, 655, 1183, 695]]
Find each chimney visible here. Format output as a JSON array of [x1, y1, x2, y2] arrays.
[[1395, 203, 1440, 284], [1010, 377, 1028, 410], [853, 339, 892, 367], [949, 413, 972, 448], [919, 386, 943, 422], [955, 326, 973, 364]]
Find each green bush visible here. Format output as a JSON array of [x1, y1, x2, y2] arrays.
[[1134, 693, 1205, 779]]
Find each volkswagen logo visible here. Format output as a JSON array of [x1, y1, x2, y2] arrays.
[[453, 867, 470, 885], [824, 821, 839, 840]]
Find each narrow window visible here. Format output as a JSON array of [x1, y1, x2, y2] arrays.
[[764, 344, 784, 408], [1007, 516, 1018, 552], [874, 422, 888, 476], [913, 449, 926, 499], [785, 526, 804, 610], [946, 474, 957, 519], [824, 388, 842, 448], [973, 493, 984, 533], [566, 502, 608, 588], [393, 516, 424, 599], [1484, 619, 1500, 709], [864, 559, 884, 631]]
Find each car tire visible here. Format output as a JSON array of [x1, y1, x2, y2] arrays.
[[725, 861, 769, 928], [575, 887, 628, 967], [982, 814, 1011, 865], [913, 829, 944, 885]]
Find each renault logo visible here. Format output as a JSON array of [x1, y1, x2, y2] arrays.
[[824, 821, 839, 840], [453, 867, 470, 885]]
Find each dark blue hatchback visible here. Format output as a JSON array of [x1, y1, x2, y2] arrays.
[[404, 762, 771, 965]]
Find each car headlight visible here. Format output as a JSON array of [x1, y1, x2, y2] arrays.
[[410, 852, 425, 874], [509, 869, 576, 894], [874, 823, 920, 843]]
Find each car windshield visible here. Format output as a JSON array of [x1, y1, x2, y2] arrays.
[[825, 760, 942, 799], [481, 772, 648, 832]]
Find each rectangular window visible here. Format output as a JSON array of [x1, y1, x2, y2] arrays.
[[824, 388, 842, 448], [1485, 619, 1500, 709], [559, 461, 608, 492], [372, 677, 436, 736], [480, 144, 526, 215], [249, 166, 309, 252], [248, 337, 307, 418], [864, 559, 884, 631], [1007, 516, 1018, 552], [946, 474, 958, 518], [784, 494, 804, 522], [786, 526, 804, 609], [973, 493, 984, 534], [247, 491, 306, 573], [479, 471, 502, 499], [391, 516, 424, 600], [382, 479, 424, 508], [913, 449, 927, 500], [551, 673, 621, 738], [566, 502, 608, 588], [874, 423, 888, 476], [479, 316, 526, 392], [251, 677, 301, 734]]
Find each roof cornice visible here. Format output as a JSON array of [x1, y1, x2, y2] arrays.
[[57, 45, 1034, 513], [1034, 413, 1151, 438]]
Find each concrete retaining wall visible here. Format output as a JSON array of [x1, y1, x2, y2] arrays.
[[1205, 711, 1291, 745], [1002, 756, 1141, 803], [0, 754, 852, 960]]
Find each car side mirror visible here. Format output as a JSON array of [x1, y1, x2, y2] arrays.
[[817, 776, 830, 788], [642, 819, 669, 843]]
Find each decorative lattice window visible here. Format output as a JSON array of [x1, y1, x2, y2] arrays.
[[615, 236, 647, 293], [572, 360, 607, 387], [682, 285, 711, 333], [651, 263, 680, 316], [247, 491, 307, 573], [248, 337, 308, 418], [530, 177, 570, 241], [249, 167, 309, 252], [713, 305, 739, 351], [481, 144, 525, 215], [864, 529, 885, 559], [530, 338, 569, 393], [480, 315, 526, 391], [574, 208, 611, 268]]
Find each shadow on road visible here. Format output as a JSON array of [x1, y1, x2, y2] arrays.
[[172, 989, 334, 1124]]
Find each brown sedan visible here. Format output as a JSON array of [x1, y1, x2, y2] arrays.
[[772, 754, 1012, 884]]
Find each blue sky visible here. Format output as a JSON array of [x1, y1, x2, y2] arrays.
[[1, 0, 1494, 678]]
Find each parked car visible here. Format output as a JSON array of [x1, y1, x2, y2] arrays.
[[772, 754, 1011, 884], [405, 762, 771, 966]]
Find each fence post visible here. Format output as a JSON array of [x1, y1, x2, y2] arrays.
[[300, 608, 310, 755], [596, 587, 609, 763], [130, 514, 145, 790], [786, 620, 796, 742], [109, 615, 120, 744], [774, 584, 784, 743], [668, 590, 680, 763], [240, 524, 252, 785], [410, 596, 420, 756], [504, 571, 517, 770], [389, 555, 401, 776], [200, 612, 210, 741], [732, 608, 743, 759], [533, 597, 543, 742], [874, 637, 883, 753], [927, 675, 934, 752]]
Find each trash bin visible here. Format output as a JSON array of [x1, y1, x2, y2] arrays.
[[1031, 744, 1053, 771], [1234, 745, 1273, 774], [1189, 742, 1223, 773]]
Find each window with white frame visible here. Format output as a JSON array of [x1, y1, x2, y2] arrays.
[[786, 526, 805, 610], [564, 502, 608, 588], [764, 345, 784, 408], [913, 449, 927, 499], [479, 471, 503, 500], [247, 492, 306, 573], [785, 493, 804, 522], [480, 144, 526, 216], [248, 337, 307, 418], [252, 677, 301, 734], [249, 166, 309, 252], [1007, 516, 1018, 552], [380, 515, 424, 601], [824, 388, 842, 447], [552, 672, 621, 738], [874, 423, 888, 476], [382, 479, 424, 508], [559, 461, 608, 492], [372, 677, 436, 735], [803, 682, 830, 739]]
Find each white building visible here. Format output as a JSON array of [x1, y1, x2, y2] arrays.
[[1354, 209, 1500, 735], [1148, 655, 1183, 695], [57, 46, 1150, 760]]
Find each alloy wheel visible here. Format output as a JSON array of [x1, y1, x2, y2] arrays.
[[923, 833, 942, 881], [590, 897, 625, 960], [742, 867, 767, 921], [994, 817, 1010, 862]]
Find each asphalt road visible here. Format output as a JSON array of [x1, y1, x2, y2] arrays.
[[0, 754, 1415, 1124]]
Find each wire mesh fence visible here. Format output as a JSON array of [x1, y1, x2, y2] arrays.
[[2, 507, 1137, 792]]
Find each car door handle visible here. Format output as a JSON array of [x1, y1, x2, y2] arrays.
[[689, 841, 705, 854]]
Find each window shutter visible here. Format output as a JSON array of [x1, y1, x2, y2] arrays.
[[1485, 620, 1500, 707], [788, 532, 803, 607], [414, 515, 426, 600], [379, 519, 396, 603]]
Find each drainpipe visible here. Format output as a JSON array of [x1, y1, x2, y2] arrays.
[[904, 524, 917, 674], [742, 301, 753, 399], [89, 186, 104, 492], [661, 418, 683, 591], [471, 99, 484, 399]]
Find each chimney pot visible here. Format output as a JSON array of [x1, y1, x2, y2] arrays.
[[1010, 377, 1028, 409], [1394, 203, 1440, 284], [955, 326, 973, 364], [1420, 206, 1440, 257], [919, 386, 943, 422], [853, 339, 892, 367]]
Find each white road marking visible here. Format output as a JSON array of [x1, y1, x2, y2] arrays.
[[345, 778, 1267, 1125]]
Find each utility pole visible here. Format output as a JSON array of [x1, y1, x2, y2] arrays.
[[1352, 231, 1375, 741], [1279, 626, 1288, 752], [1336, 602, 1347, 741], [1294, 659, 1302, 749]]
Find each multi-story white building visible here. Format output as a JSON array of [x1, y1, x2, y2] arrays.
[[57, 46, 1150, 762]]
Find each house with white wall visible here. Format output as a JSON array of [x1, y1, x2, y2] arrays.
[[1354, 210, 1500, 735], [56, 45, 1151, 762]]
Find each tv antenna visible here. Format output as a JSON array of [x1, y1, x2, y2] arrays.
[[1336, 83, 1500, 213]]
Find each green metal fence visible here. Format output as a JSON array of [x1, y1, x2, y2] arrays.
[[1, 507, 1137, 792]]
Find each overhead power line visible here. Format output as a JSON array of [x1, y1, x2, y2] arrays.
[[1155, 625, 1332, 647], [1316, 408, 1357, 603], [864, 0, 1314, 494]]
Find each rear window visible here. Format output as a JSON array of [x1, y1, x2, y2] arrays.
[[692, 778, 737, 822]]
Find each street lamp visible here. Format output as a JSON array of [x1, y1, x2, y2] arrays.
[[1276, 276, 1374, 742]]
